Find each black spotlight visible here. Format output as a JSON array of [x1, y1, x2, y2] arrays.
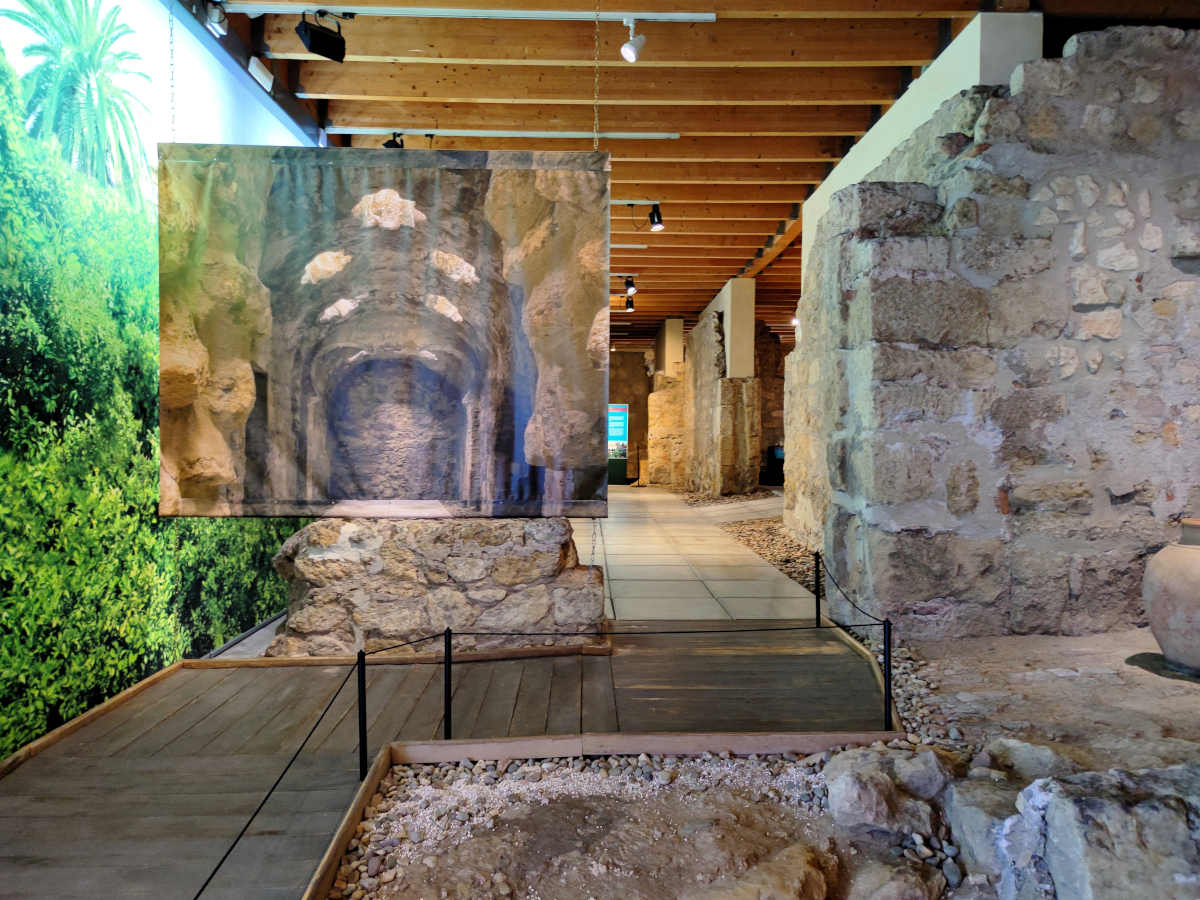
[[648, 203, 664, 232], [383, 132, 404, 149], [295, 12, 346, 63], [624, 276, 637, 296], [625, 295, 635, 312]]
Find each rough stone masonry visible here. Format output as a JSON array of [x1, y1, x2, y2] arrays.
[[785, 27, 1200, 639], [267, 517, 603, 655]]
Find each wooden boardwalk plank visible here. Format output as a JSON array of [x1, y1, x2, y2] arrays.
[[545, 656, 582, 736], [395, 665, 449, 741], [105, 670, 252, 758], [231, 667, 348, 757], [469, 659, 523, 738], [508, 659, 553, 737], [449, 661, 496, 738], [581, 655, 619, 733], [365, 665, 439, 749], [39, 667, 213, 760], [55, 668, 235, 759]]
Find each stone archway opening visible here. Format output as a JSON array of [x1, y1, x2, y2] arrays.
[[327, 356, 466, 500]]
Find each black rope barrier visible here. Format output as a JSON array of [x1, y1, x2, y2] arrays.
[[822, 564, 886, 624]]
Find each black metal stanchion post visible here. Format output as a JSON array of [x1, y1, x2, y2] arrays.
[[813, 550, 822, 626], [443, 628, 453, 740], [882, 619, 893, 731], [356, 650, 368, 780]]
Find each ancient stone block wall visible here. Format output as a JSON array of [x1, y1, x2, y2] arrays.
[[785, 27, 1200, 639], [683, 309, 762, 497], [647, 372, 685, 486], [756, 320, 786, 456], [608, 350, 653, 479], [267, 517, 603, 655]]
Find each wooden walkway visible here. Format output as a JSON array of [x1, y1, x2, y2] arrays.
[[0, 622, 882, 899]]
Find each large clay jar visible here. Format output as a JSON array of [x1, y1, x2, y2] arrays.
[[1143, 518, 1200, 674]]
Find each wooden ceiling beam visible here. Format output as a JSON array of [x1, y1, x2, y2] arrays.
[[611, 204, 794, 222], [349, 134, 845, 161], [327, 101, 872, 135], [613, 183, 813, 202], [249, 0, 978, 16], [297, 63, 902, 106], [262, 17, 943, 66], [611, 234, 766, 248], [612, 162, 827, 183]]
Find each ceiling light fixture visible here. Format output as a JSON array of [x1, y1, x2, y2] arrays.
[[624, 277, 637, 297], [648, 203, 665, 232], [382, 132, 404, 148], [294, 11, 346, 63], [625, 296, 636, 312], [620, 19, 646, 63], [791, 316, 799, 326]]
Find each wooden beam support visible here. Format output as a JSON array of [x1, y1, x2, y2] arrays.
[[296, 63, 903, 105], [613, 183, 814, 202], [262, 17, 943, 66], [612, 162, 828, 183], [350, 133, 846, 161], [249, 0, 979, 16], [327, 101, 873, 135], [612, 203, 794, 222]]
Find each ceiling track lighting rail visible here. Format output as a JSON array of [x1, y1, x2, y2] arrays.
[[224, 3, 715, 22]]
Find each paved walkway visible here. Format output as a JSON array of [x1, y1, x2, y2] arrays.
[[572, 486, 814, 621]]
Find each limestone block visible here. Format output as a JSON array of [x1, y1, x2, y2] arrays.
[[852, 276, 989, 348], [942, 779, 1021, 876], [987, 280, 1070, 347], [845, 236, 951, 283], [986, 390, 1068, 468], [870, 344, 997, 389], [268, 517, 603, 655], [946, 460, 980, 515], [852, 440, 936, 504], [866, 528, 1009, 639], [828, 182, 943, 238], [999, 764, 1200, 900], [953, 235, 1054, 283], [1009, 479, 1093, 515], [1073, 307, 1123, 341]]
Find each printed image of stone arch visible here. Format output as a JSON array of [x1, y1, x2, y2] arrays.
[[159, 146, 609, 517]]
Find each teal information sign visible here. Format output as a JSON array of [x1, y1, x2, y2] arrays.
[[607, 404, 629, 442]]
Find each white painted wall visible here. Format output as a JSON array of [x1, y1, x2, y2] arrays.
[[655, 318, 684, 376], [799, 12, 1043, 276], [700, 278, 756, 378]]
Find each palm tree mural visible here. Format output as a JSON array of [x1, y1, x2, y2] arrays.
[[0, 0, 147, 198]]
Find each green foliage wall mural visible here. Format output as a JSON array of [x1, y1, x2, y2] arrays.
[[0, 3, 305, 758]]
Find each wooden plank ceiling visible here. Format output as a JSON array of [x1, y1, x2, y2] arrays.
[[228, 0, 984, 350]]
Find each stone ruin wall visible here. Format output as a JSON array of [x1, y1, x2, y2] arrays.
[[682, 309, 762, 497], [608, 350, 653, 479], [267, 517, 603, 655], [756, 320, 786, 457], [647, 372, 685, 486], [785, 27, 1200, 639]]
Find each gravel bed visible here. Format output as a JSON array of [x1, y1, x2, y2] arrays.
[[331, 751, 835, 899], [717, 516, 815, 588], [668, 487, 780, 507]]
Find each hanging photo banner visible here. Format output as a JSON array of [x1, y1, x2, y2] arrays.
[[159, 146, 610, 518]]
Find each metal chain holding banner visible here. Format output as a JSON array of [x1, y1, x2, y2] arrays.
[[592, 0, 600, 150], [168, 1, 176, 142]]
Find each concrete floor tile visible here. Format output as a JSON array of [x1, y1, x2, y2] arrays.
[[612, 596, 731, 620], [606, 565, 698, 580], [706, 580, 814, 599], [690, 564, 790, 581], [610, 580, 713, 600], [719, 596, 816, 620]]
